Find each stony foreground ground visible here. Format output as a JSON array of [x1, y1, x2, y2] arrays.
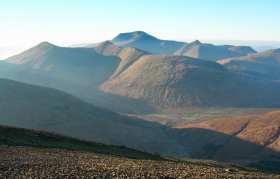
[[0, 146, 279, 178]]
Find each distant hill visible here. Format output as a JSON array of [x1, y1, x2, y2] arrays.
[[219, 49, 280, 81], [111, 31, 186, 55], [5, 42, 119, 88], [101, 55, 280, 108], [174, 40, 256, 61]]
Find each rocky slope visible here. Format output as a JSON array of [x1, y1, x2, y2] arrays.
[[1, 146, 278, 178], [0, 125, 278, 178]]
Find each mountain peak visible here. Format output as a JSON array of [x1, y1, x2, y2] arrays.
[[93, 40, 122, 56], [36, 41, 56, 48], [191, 40, 202, 45], [112, 31, 158, 42], [96, 40, 115, 48]]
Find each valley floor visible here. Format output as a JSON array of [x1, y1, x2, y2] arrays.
[[0, 146, 279, 178]]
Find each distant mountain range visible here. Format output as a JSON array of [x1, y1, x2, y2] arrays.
[[1, 32, 280, 109], [111, 31, 185, 55], [111, 31, 256, 61]]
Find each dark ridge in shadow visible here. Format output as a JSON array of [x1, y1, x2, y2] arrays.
[[169, 127, 280, 173]]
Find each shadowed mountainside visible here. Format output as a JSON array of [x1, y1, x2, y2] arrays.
[[1, 78, 280, 168], [0, 125, 161, 160], [0, 78, 186, 156], [1, 125, 280, 177], [175, 110, 280, 154]]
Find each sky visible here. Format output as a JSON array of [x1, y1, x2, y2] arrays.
[[0, 0, 280, 49]]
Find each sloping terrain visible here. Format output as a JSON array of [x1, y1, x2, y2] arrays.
[[2, 146, 278, 178], [0, 125, 277, 177], [111, 31, 185, 54], [1, 42, 152, 113], [0, 125, 160, 160], [5, 42, 119, 88], [175, 40, 256, 61], [175, 110, 280, 153], [2, 40, 278, 112], [219, 49, 280, 81], [174, 110, 280, 173], [92, 40, 147, 79], [0, 78, 186, 156], [0, 125, 163, 160], [101, 55, 280, 108], [0, 78, 280, 170]]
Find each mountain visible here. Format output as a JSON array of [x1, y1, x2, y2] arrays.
[[174, 40, 256, 61], [101, 55, 280, 108], [5, 42, 119, 88], [2, 41, 280, 111], [175, 110, 280, 170], [2, 42, 153, 113], [92, 40, 148, 78], [111, 31, 256, 60], [219, 49, 280, 81], [0, 78, 186, 156], [111, 31, 186, 55]]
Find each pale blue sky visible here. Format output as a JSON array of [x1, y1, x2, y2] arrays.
[[0, 0, 280, 47]]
